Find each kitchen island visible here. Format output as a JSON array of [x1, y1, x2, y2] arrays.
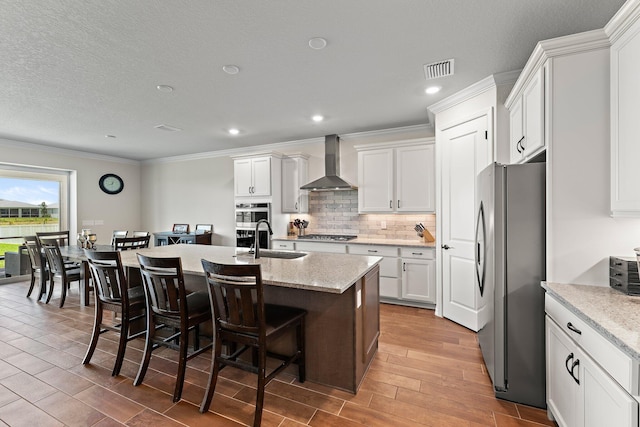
[[117, 244, 382, 393]]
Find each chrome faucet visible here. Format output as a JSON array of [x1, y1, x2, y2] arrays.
[[254, 219, 273, 259]]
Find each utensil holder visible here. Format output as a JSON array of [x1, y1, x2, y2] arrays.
[[422, 228, 435, 243], [298, 228, 305, 237]]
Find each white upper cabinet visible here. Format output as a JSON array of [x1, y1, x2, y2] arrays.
[[508, 65, 545, 164], [608, 4, 640, 217], [282, 155, 309, 213], [234, 155, 272, 197], [356, 138, 435, 213]]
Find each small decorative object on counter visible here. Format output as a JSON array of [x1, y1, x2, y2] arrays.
[[414, 223, 435, 243], [293, 218, 309, 237]]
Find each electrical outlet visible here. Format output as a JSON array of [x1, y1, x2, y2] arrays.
[[381, 221, 387, 229]]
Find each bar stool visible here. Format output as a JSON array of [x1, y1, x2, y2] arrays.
[[134, 254, 212, 402], [199, 260, 306, 427]]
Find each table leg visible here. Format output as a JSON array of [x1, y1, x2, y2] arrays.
[[81, 261, 90, 306]]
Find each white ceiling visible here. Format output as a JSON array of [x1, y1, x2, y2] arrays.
[[0, 0, 626, 161]]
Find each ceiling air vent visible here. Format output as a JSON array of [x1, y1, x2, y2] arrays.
[[154, 124, 182, 132], [423, 59, 455, 80]]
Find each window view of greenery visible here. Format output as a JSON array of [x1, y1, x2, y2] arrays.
[[0, 177, 60, 276]]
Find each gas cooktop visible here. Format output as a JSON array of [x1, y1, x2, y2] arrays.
[[297, 234, 357, 241]]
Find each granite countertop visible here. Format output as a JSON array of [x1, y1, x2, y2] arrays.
[[543, 282, 640, 360], [273, 235, 436, 248], [117, 244, 381, 294]]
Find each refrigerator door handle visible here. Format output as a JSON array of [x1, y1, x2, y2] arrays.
[[475, 201, 487, 296]]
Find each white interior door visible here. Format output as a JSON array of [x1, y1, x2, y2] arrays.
[[441, 113, 490, 331]]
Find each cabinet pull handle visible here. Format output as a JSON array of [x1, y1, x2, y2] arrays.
[[367, 250, 378, 253], [516, 136, 525, 153], [295, 202, 298, 210], [615, 262, 623, 266], [412, 252, 423, 256], [398, 200, 400, 209], [566, 322, 582, 335], [403, 262, 406, 272], [570, 359, 580, 385], [389, 200, 392, 209], [614, 272, 623, 276], [565, 353, 574, 377]]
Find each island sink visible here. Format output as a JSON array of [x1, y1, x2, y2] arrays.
[[236, 249, 307, 259]]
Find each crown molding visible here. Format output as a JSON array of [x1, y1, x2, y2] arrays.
[[505, 29, 610, 107], [427, 70, 520, 115], [143, 124, 433, 165], [606, 0, 640, 44], [0, 136, 139, 165]]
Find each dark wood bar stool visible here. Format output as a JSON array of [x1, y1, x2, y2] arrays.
[[40, 239, 82, 307], [199, 260, 306, 427], [83, 251, 146, 376], [134, 254, 212, 402]]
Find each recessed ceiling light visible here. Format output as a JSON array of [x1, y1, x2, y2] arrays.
[[105, 135, 116, 138], [308, 37, 327, 50], [229, 128, 240, 135], [425, 86, 441, 95], [222, 65, 240, 75], [156, 85, 174, 92], [312, 115, 324, 122]]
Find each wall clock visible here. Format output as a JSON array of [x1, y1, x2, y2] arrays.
[[99, 173, 124, 195]]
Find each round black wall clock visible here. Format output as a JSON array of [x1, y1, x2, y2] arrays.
[[99, 173, 124, 195]]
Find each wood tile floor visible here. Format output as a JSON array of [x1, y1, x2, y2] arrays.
[[0, 281, 556, 426]]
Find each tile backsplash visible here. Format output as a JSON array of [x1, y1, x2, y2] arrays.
[[289, 190, 436, 240]]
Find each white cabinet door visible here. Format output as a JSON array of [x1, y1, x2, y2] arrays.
[[441, 114, 490, 331], [234, 159, 253, 197], [358, 149, 394, 212], [509, 97, 524, 164], [546, 316, 579, 427], [522, 67, 545, 158], [401, 258, 435, 303], [578, 348, 638, 427], [396, 144, 435, 212], [611, 19, 640, 216], [251, 157, 271, 196], [282, 156, 308, 213]]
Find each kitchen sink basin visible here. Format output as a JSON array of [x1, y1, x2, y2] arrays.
[[236, 250, 307, 259]]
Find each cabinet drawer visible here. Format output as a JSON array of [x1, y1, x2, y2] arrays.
[[610, 256, 638, 272], [294, 241, 347, 253], [272, 240, 294, 250], [400, 247, 434, 259], [546, 295, 637, 394], [348, 245, 398, 257]]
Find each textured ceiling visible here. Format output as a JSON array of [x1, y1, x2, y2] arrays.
[[0, 0, 626, 161]]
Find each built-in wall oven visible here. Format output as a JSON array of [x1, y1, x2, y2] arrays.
[[235, 202, 271, 249]]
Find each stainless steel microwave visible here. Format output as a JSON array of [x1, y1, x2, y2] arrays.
[[235, 202, 270, 228]]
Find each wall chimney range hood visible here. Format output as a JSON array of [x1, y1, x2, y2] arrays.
[[300, 134, 357, 191]]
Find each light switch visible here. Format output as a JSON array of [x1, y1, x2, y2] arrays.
[[381, 221, 387, 229]]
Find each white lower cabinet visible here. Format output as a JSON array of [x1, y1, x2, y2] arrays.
[[545, 295, 638, 427], [348, 245, 400, 299], [293, 241, 347, 254]]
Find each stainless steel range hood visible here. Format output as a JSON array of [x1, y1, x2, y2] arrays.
[[300, 134, 357, 191]]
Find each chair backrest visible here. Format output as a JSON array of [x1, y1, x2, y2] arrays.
[[24, 239, 45, 271], [36, 230, 70, 246], [200, 260, 264, 336], [40, 238, 67, 276], [131, 231, 150, 237], [85, 251, 128, 304], [195, 224, 213, 233], [114, 235, 150, 251], [111, 230, 128, 245], [137, 254, 188, 317]]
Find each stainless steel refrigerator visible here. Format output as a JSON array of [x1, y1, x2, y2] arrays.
[[475, 162, 546, 409]]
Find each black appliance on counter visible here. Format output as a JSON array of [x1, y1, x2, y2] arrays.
[[235, 202, 271, 249]]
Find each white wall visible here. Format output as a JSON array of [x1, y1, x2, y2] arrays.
[[0, 137, 141, 244], [547, 49, 640, 285]]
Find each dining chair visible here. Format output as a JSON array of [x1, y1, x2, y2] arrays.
[[83, 251, 146, 376], [131, 231, 150, 237], [36, 230, 71, 246], [134, 254, 212, 402], [113, 235, 150, 250], [40, 238, 82, 307], [23, 236, 48, 300], [199, 260, 306, 426], [110, 230, 128, 245]]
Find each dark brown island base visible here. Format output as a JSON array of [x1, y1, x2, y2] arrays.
[[118, 244, 382, 393]]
